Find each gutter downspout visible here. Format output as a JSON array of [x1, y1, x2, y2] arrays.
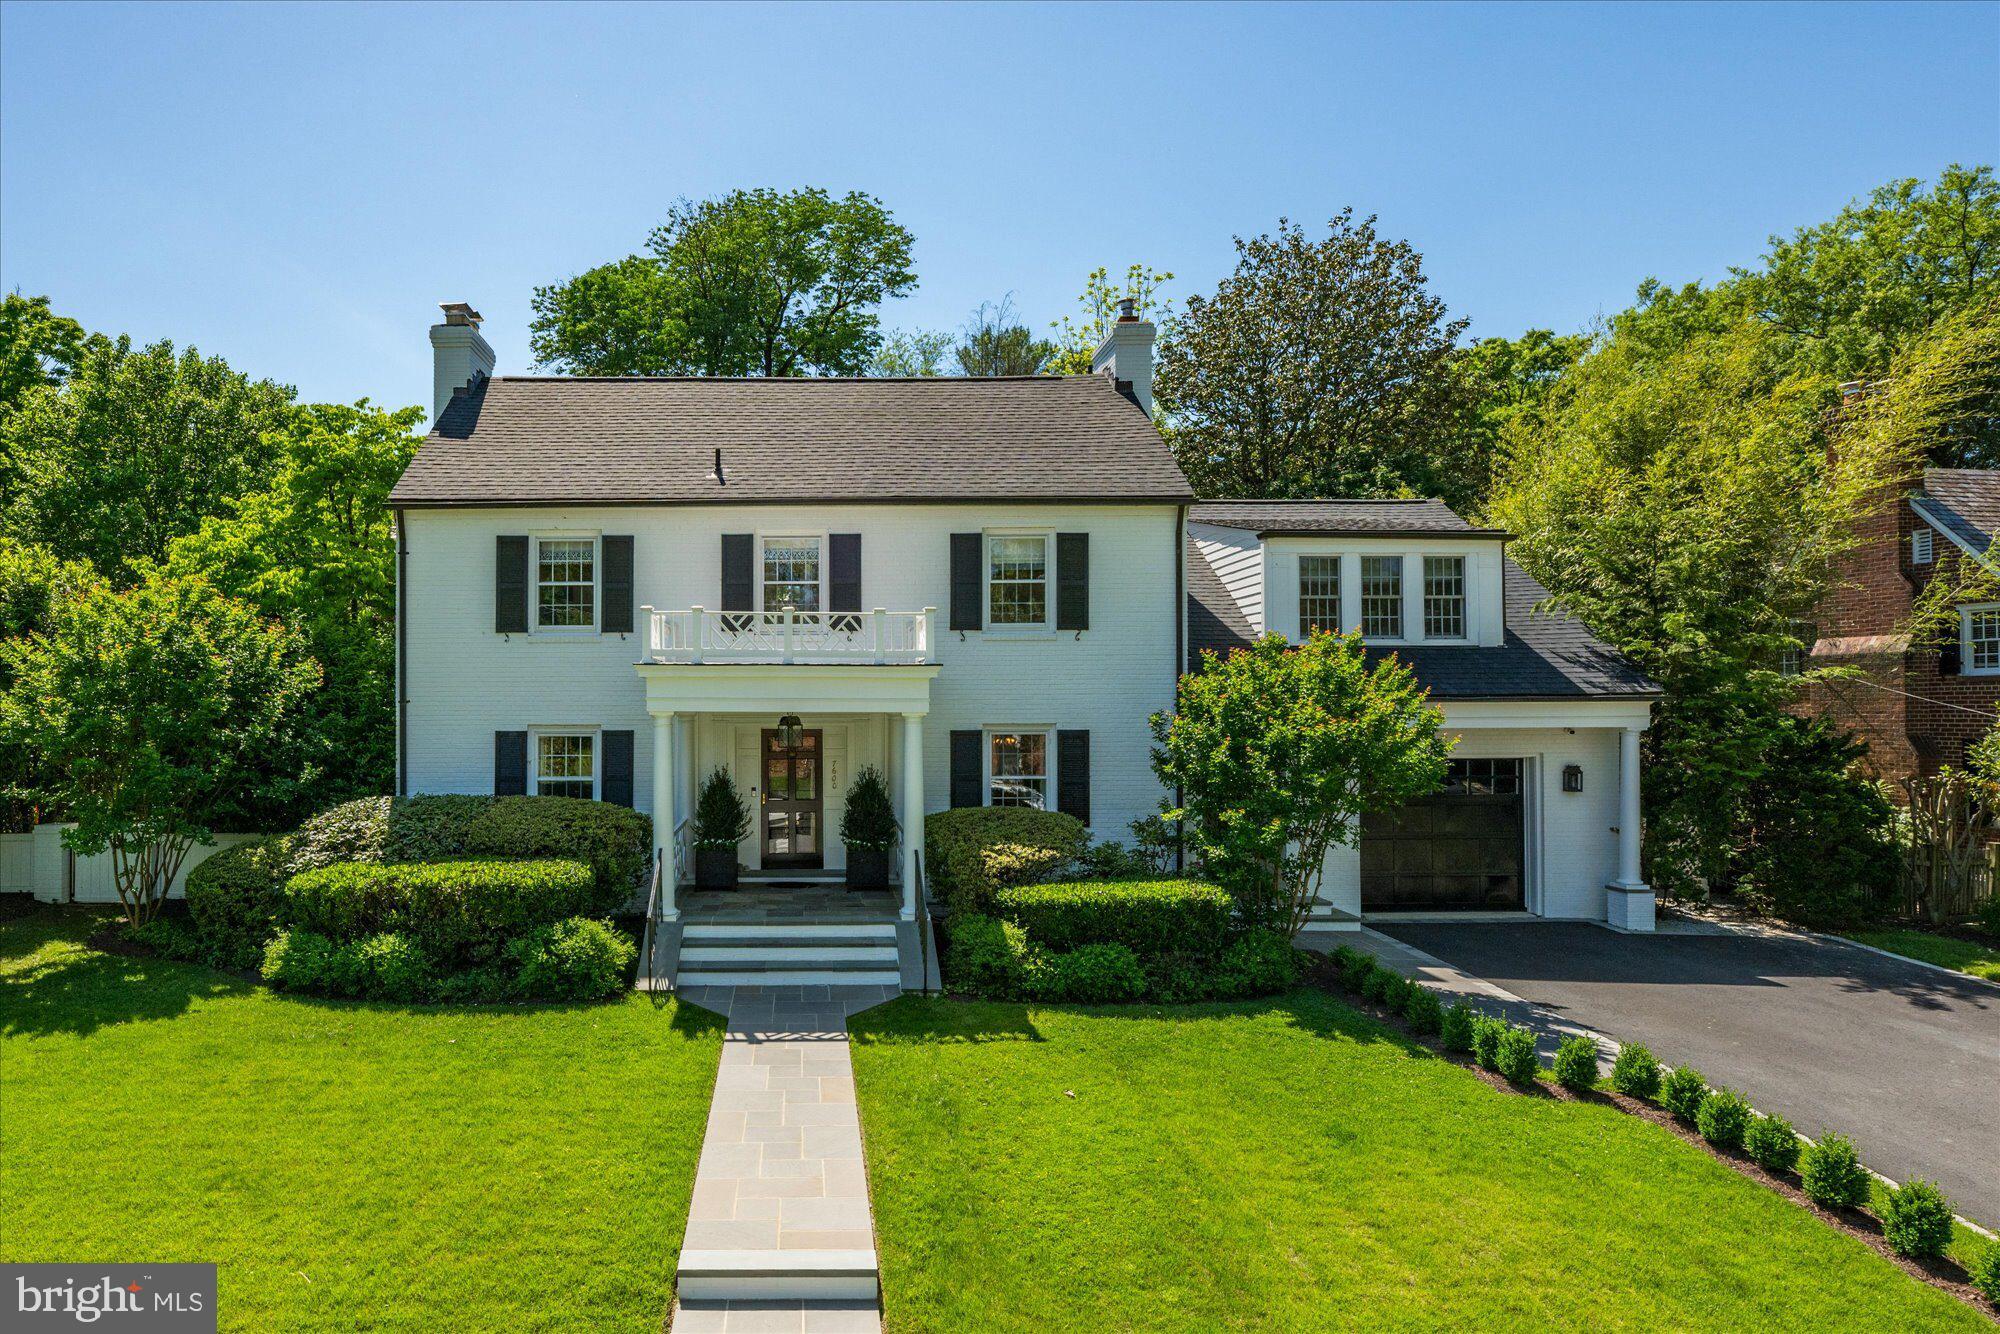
[[396, 508, 408, 798], [1173, 501, 1187, 873]]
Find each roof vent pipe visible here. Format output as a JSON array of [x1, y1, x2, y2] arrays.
[[713, 447, 726, 485]]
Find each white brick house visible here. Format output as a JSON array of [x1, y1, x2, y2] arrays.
[[390, 303, 1657, 988]]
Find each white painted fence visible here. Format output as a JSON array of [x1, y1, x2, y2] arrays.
[[0, 825, 266, 904]]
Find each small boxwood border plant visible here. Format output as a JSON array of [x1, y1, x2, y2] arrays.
[[1470, 1014, 1507, 1071], [1969, 1245, 2000, 1306], [1744, 1113, 1801, 1175], [1659, 1065, 1708, 1123], [1881, 1179, 1956, 1260], [1610, 1044, 1661, 1099], [1403, 985, 1443, 1036], [1551, 1035, 1599, 1091], [1799, 1133, 1871, 1211], [1696, 1088, 1753, 1150], [1438, 1001, 1476, 1053], [1493, 1025, 1541, 1085]]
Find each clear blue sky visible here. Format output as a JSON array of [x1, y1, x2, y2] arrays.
[[3, 1, 1995, 410]]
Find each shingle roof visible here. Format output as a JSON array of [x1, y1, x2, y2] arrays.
[[1913, 468, 2000, 556], [389, 374, 1193, 506], [1189, 499, 1502, 537], [1185, 542, 1657, 699]]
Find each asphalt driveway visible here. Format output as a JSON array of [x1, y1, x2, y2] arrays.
[[1378, 921, 2000, 1227]]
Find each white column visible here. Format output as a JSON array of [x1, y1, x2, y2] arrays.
[[900, 711, 925, 921], [1616, 726, 1644, 888], [652, 711, 678, 921]]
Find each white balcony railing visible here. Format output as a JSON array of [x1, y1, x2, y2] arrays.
[[640, 606, 937, 665]]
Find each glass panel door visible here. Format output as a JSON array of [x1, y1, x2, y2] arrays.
[[761, 728, 823, 867]]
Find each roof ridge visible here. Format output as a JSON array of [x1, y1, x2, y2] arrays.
[[489, 373, 1100, 385], [1192, 497, 1445, 506]]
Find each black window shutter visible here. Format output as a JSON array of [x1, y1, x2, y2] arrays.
[[1056, 532, 1090, 631], [601, 536, 634, 634], [950, 730, 983, 808], [495, 536, 529, 634], [830, 533, 862, 612], [1941, 642, 1963, 676], [722, 534, 754, 611], [1057, 729, 1090, 826], [494, 731, 528, 795], [950, 533, 982, 631], [601, 730, 634, 807]]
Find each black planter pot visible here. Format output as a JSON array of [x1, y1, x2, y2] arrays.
[[846, 845, 891, 891], [695, 847, 739, 891]]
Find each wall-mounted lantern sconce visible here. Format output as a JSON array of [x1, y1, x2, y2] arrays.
[[1562, 764, 1584, 793]]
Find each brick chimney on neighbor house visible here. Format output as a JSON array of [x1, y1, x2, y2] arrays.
[[429, 302, 496, 422], [1092, 297, 1155, 416]]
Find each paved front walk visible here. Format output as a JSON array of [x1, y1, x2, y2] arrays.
[[671, 984, 898, 1334]]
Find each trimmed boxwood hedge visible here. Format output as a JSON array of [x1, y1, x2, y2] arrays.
[[992, 879, 1233, 958], [185, 835, 293, 970], [924, 808, 1089, 915], [280, 858, 597, 969]]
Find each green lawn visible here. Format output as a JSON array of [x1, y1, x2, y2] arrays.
[[850, 993, 1989, 1333], [0, 908, 724, 1332], [1844, 927, 2000, 981]]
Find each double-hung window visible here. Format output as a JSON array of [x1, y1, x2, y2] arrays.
[[533, 731, 596, 799], [762, 536, 822, 615], [537, 538, 595, 629], [988, 730, 1049, 809], [1963, 605, 2000, 674], [1299, 555, 1342, 636], [1422, 556, 1467, 639], [988, 535, 1050, 628], [1360, 555, 1403, 638]]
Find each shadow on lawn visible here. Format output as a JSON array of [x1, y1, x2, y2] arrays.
[[0, 914, 252, 1038]]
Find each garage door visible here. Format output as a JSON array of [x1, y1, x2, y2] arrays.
[[1361, 758, 1524, 912]]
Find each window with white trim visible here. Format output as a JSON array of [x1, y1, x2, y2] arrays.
[[762, 536, 822, 613], [1422, 555, 1467, 639], [987, 729, 1050, 809], [532, 731, 597, 799], [536, 537, 596, 629], [1299, 555, 1342, 636], [1360, 555, 1403, 638], [1912, 528, 1934, 565], [1962, 605, 2000, 674], [988, 534, 1050, 627]]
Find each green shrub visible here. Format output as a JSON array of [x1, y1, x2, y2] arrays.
[[506, 917, 634, 1001], [1145, 953, 1219, 1004], [1403, 986, 1444, 1036], [994, 879, 1232, 959], [1881, 1179, 1955, 1259], [124, 916, 205, 962], [289, 797, 392, 873], [1494, 1026, 1541, 1085], [925, 808, 1089, 915], [1338, 949, 1377, 994], [186, 835, 294, 969], [1362, 966, 1400, 1007], [1551, 1035, 1599, 1091], [1799, 1133, 1871, 1210], [1610, 1044, 1662, 1099], [946, 914, 1031, 998], [261, 929, 335, 990], [1734, 717, 1898, 929], [355, 932, 434, 1001], [1696, 1088, 1753, 1149], [693, 769, 752, 853], [1027, 943, 1146, 1004], [1438, 1002, 1476, 1052], [380, 793, 490, 861], [1978, 893, 2000, 940], [1071, 837, 1171, 882], [1745, 1114, 1801, 1174], [840, 766, 899, 852], [1660, 1066, 1708, 1122], [1470, 1014, 1507, 1071], [1217, 929, 1302, 997], [280, 858, 597, 968], [433, 964, 511, 1004], [1969, 1245, 2000, 1306]]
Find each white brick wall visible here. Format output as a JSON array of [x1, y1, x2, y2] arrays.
[[399, 502, 1185, 847]]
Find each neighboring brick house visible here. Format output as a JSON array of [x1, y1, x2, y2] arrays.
[[1801, 467, 2000, 785]]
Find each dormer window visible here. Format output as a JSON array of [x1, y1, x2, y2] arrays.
[[1361, 556, 1403, 638], [1299, 555, 1342, 635], [1423, 556, 1467, 639]]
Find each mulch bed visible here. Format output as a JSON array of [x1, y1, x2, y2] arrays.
[[1301, 953, 1997, 1318]]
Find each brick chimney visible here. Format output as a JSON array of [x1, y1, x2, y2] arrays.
[[1091, 298, 1155, 415], [429, 302, 495, 422]]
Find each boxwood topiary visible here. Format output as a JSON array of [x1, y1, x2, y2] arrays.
[[1610, 1044, 1662, 1099], [1745, 1114, 1801, 1174], [994, 879, 1232, 959], [1403, 986, 1444, 1036], [1660, 1066, 1708, 1122], [1494, 1025, 1541, 1085], [280, 858, 598, 969], [946, 914, 1031, 998], [186, 835, 295, 969], [1438, 1002, 1476, 1052], [1799, 1133, 1871, 1210], [1551, 1035, 1600, 1091], [924, 808, 1089, 915], [1696, 1088, 1753, 1149]]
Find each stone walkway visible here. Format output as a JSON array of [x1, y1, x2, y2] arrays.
[[671, 984, 898, 1334]]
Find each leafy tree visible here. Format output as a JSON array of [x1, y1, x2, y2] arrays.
[[1449, 329, 1589, 508], [956, 297, 1054, 376], [1045, 264, 1175, 376], [161, 400, 424, 822], [868, 329, 955, 377], [0, 538, 101, 829], [0, 293, 95, 421], [0, 573, 318, 925], [1152, 632, 1451, 936], [531, 188, 918, 377], [1154, 212, 1479, 507], [2, 334, 293, 579]]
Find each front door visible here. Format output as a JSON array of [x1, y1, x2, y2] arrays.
[[761, 728, 824, 868]]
